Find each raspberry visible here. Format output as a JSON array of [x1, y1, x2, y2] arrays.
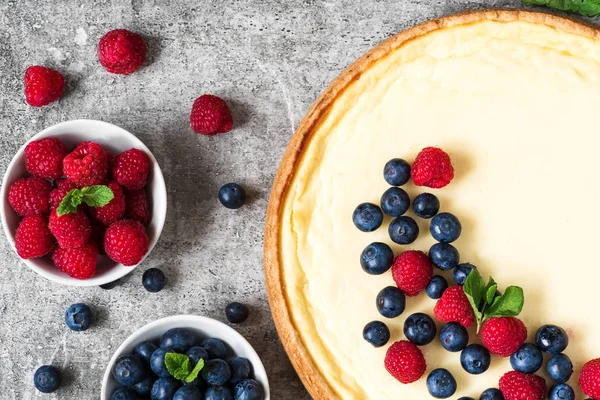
[[25, 138, 68, 179], [104, 220, 149, 266], [15, 215, 54, 259], [125, 189, 149, 225], [384, 340, 426, 384], [48, 208, 91, 249], [98, 29, 146, 75], [579, 358, 600, 398], [49, 179, 79, 209], [433, 285, 475, 328], [8, 177, 51, 216], [411, 147, 454, 188], [391, 250, 433, 296], [190, 94, 233, 135], [499, 371, 547, 400], [23, 66, 65, 107], [481, 317, 527, 357], [63, 142, 109, 186], [111, 148, 149, 190], [89, 181, 125, 226], [52, 243, 98, 279]]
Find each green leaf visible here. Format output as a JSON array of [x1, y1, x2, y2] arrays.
[[56, 189, 82, 216], [522, 0, 600, 17], [484, 276, 498, 306], [184, 358, 205, 383], [164, 353, 192, 381], [486, 286, 524, 318], [463, 270, 485, 326], [81, 185, 114, 207]]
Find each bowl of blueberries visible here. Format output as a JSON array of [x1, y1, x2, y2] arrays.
[[101, 315, 269, 400]]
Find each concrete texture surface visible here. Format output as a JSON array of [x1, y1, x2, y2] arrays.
[[0, 0, 583, 398]]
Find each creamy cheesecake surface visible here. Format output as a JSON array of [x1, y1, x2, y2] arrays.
[[279, 19, 600, 398]]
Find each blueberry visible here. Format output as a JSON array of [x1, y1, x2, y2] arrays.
[[458, 398, 475, 400], [229, 357, 253, 385], [151, 377, 181, 400], [173, 385, 202, 400], [352, 203, 383, 232], [426, 368, 457, 398], [111, 388, 137, 400], [135, 340, 159, 366], [426, 275, 448, 299], [143, 268, 167, 292], [404, 313, 437, 346], [460, 344, 491, 375], [226, 302, 249, 323], [187, 346, 209, 366], [100, 280, 119, 290], [233, 379, 265, 400], [430, 212, 462, 243], [360, 242, 394, 275], [439, 322, 469, 352], [429, 243, 459, 270], [453, 263, 477, 286], [383, 158, 411, 186], [201, 338, 228, 359], [388, 216, 419, 244], [413, 193, 440, 219], [33, 365, 61, 393], [150, 347, 174, 378], [205, 385, 234, 400], [161, 328, 196, 352], [480, 388, 504, 400], [65, 303, 91, 331], [218, 183, 246, 209], [362, 321, 390, 347], [202, 359, 232, 386], [547, 353, 573, 383], [112, 354, 146, 387], [132, 376, 154, 397], [380, 187, 410, 217], [536, 325, 569, 354], [548, 383, 575, 400], [510, 343, 543, 374], [376, 286, 406, 318]]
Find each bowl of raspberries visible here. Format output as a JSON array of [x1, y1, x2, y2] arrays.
[[0, 119, 167, 286], [101, 315, 270, 400]]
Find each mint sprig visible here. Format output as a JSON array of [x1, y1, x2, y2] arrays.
[[522, 0, 600, 17], [164, 352, 205, 383], [56, 185, 114, 216], [463, 270, 524, 333]]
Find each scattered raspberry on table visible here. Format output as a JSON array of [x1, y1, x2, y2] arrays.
[[98, 29, 147, 75], [23, 66, 65, 107], [190, 94, 233, 135]]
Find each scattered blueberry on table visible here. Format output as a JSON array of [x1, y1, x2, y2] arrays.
[[225, 302, 250, 324], [218, 183, 246, 209], [34, 365, 61, 393], [65, 303, 91, 331], [143, 267, 167, 292]]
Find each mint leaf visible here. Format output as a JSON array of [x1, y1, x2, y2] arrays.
[[81, 185, 114, 207], [484, 277, 498, 306], [522, 0, 600, 17], [463, 270, 485, 329], [165, 353, 192, 381], [486, 286, 524, 318], [184, 359, 205, 383], [57, 189, 82, 216]]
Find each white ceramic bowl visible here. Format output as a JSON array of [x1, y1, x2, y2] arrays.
[[101, 315, 271, 399], [0, 119, 167, 286]]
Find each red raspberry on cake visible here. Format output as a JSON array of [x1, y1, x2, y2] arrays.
[[89, 181, 125, 226], [63, 142, 109, 186], [433, 285, 475, 328], [499, 371, 546, 400], [98, 29, 146, 75], [391, 250, 433, 296], [125, 189, 149, 225], [190, 94, 233, 135], [384, 340, 426, 384], [481, 317, 527, 357], [15, 215, 54, 259], [48, 208, 91, 249], [111, 148, 149, 190], [23, 66, 65, 107], [52, 243, 98, 279], [25, 138, 68, 179], [8, 177, 51, 216], [104, 220, 149, 266], [49, 179, 79, 209], [411, 147, 454, 188], [579, 358, 600, 398]]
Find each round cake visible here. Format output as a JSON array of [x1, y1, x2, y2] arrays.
[[265, 9, 600, 399]]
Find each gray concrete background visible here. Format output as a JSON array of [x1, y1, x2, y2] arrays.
[[0, 0, 581, 398]]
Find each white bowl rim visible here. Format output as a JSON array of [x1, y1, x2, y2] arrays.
[[0, 119, 167, 287], [100, 314, 271, 399]]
